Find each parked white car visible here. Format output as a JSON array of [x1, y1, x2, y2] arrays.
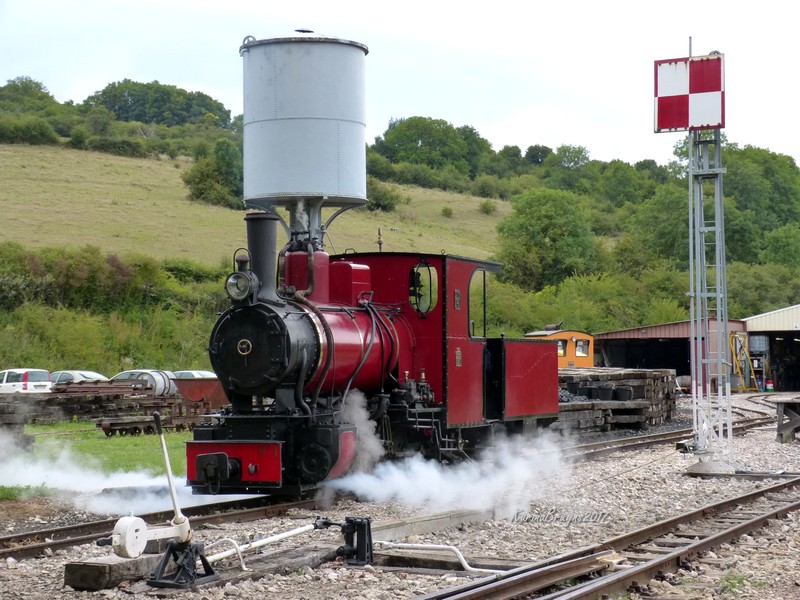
[[0, 368, 52, 393], [51, 370, 109, 385]]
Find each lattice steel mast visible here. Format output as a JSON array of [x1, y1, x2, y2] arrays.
[[687, 129, 735, 473]]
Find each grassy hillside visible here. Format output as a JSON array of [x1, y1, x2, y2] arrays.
[[0, 145, 511, 265]]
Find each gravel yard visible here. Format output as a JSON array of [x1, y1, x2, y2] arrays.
[[2, 394, 800, 599]]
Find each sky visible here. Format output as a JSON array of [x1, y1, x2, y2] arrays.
[[1, 0, 797, 166]]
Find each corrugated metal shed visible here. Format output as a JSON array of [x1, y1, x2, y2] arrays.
[[593, 319, 746, 378], [743, 304, 800, 331], [594, 320, 745, 340]]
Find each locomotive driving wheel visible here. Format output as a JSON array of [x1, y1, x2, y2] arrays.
[[295, 442, 332, 483]]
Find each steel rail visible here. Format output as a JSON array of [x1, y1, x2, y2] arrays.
[[413, 552, 612, 600], [0, 495, 340, 560], [562, 415, 773, 460], [415, 476, 800, 600]]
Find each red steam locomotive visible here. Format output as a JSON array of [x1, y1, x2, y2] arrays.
[[185, 31, 559, 496], [186, 213, 558, 495]]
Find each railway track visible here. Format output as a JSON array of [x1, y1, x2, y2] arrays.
[[415, 476, 800, 599], [561, 414, 774, 460], [1, 410, 775, 561], [0, 494, 347, 560]]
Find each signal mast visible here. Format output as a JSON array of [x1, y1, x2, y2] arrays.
[[654, 44, 735, 473]]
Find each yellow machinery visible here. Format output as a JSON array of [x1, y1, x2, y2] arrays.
[[729, 332, 760, 392]]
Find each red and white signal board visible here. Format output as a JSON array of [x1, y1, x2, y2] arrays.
[[654, 53, 724, 132]]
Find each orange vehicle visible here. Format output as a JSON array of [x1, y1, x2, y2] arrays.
[[525, 329, 594, 368]]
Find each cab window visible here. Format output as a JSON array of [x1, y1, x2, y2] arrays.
[[576, 339, 589, 357], [468, 269, 485, 338], [409, 260, 438, 315], [557, 340, 566, 357]]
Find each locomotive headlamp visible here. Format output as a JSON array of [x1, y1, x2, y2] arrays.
[[225, 272, 252, 301]]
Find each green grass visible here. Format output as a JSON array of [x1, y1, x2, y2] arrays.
[[0, 484, 54, 501], [27, 419, 96, 435], [26, 420, 191, 476], [0, 144, 245, 266], [0, 144, 509, 265], [0, 421, 192, 500], [719, 572, 766, 594]]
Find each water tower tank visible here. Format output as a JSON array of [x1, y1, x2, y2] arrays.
[[239, 31, 369, 210]]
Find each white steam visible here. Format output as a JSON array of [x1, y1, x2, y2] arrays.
[[326, 431, 570, 517], [342, 390, 386, 472], [295, 199, 309, 232], [0, 430, 252, 516], [315, 390, 388, 507]]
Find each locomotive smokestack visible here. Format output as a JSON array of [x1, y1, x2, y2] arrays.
[[245, 211, 281, 303]]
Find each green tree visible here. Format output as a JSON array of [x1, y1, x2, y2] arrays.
[[760, 223, 800, 271], [471, 174, 509, 199], [525, 144, 552, 166], [212, 138, 243, 198], [642, 297, 687, 324], [84, 79, 231, 128], [372, 116, 470, 175], [626, 184, 688, 268], [542, 145, 591, 190], [181, 138, 243, 209], [0, 114, 59, 144], [455, 125, 492, 178], [366, 176, 406, 211], [68, 125, 89, 149], [495, 188, 598, 291], [727, 261, 800, 318], [722, 198, 761, 263], [366, 148, 395, 180], [600, 160, 647, 206], [483, 145, 528, 178], [613, 235, 656, 277], [230, 114, 243, 135], [554, 272, 641, 331], [85, 105, 115, 136], [634, 158, 673, 185], [0, 76, 57, 113], [724, 145, 800, 230]]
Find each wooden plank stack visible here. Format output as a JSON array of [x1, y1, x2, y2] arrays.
[[552, 367, 678, 434], [0, 391, 159, 424], [0, 387, 214, 449], [0, 396, 35, 450]]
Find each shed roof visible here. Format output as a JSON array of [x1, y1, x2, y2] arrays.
[[525, 329, 592, 338], [743, 304, 800, 331], [594, 319, 745, 340]]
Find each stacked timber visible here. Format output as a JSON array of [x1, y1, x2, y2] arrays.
[[0, 386, 210, 428], [552, 367, 678, 434], [0, 396, 34, 450], [1, 392, 154, 424]]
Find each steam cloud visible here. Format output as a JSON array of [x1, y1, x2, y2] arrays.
[[326, 431, 570, 517], [0, 430, 251, 516], [296, 199, 310, 232], [342, 390, 386, 472]]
